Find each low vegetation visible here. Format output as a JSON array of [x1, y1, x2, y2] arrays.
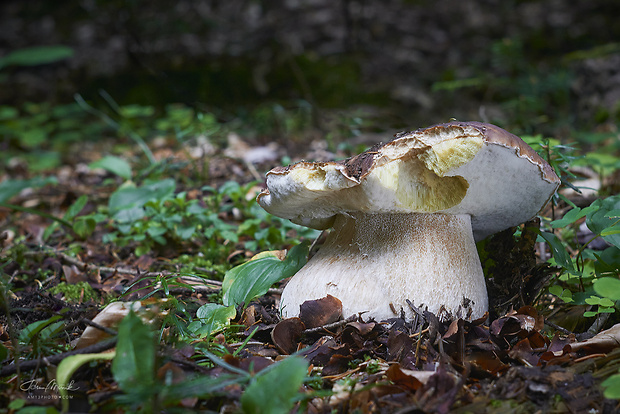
[[1, 61, 620, 412]]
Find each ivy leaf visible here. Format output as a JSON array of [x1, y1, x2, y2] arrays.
[[222, 242, 309, 308]]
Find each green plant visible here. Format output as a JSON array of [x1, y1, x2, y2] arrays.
[[0, 45, 73, 70], [95, 309, 310, 413], [433, 37, 572, 132], [186, 303, 237, 339], [111, 311, 157, 413], [0, 102, 105, 171], [48, 281, 99, 303], [184, 244, 309, 341], [103, 179, 213, 256], [241, 354, 309, 414], [221, 242, 309, 309], [542, 194, 620, 318], [18, 312, 68, 359]]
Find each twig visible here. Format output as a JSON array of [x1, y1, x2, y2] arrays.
[[303, 315, 358, 335], [544, 319, 573, 335], [245, 161, 264, 182], [81, 318, 118, 336], [406, 299, 426, 319], [587, 312, 611, 337], [162, 354, 211, 374], [26, 248, 223, 288], [0, 338, 117, 377]]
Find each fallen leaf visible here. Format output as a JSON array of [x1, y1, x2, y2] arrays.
[[386, 363, 430, 391], [569, 323, 620, 353], [299, 295, 343, 329], [271, 317, 305, 355], [63, 264, 87, 284], [75, 301, 142, 349]]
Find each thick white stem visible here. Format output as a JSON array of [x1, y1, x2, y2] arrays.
[[280, 213, 488, 321]]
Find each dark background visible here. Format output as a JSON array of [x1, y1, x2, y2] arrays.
[[2, 0, 620, 137]]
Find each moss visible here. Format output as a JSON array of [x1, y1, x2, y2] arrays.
[[48, 281, 99, 303]]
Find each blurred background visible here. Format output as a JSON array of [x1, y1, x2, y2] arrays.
[[1, 0, 620, 167]]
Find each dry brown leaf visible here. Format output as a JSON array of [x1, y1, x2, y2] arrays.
[[569, 323, 620, 354], [299, 295, 343, 329], [75, 301, 142, 349], [271, 317, 305, 354], [386, 363, 431, 391]]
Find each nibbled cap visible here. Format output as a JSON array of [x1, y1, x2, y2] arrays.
[[257, 121, 560, 240]]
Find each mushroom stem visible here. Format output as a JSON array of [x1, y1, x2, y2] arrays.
[[280, 212, 488, 321]]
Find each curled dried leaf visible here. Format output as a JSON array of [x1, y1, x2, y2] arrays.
[[299, 295, 343, 329], [271, 317, 305, 355]]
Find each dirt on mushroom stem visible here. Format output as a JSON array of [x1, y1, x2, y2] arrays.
[[279, 211, 488, 322]]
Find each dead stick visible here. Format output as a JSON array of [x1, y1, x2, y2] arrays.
[[0, 338, 117, 377], [26, 248, 223, 287], [303, 315, 358, 334]]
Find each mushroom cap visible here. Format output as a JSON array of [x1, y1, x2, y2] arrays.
[[257, 121, 560, 240]]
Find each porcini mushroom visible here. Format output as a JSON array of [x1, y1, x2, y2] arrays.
[[257, 122, 560, 321]]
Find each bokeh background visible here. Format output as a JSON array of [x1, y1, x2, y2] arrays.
[[2, 0, 620, 142]]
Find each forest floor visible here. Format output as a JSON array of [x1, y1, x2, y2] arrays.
[[1, 115, 620, 413]]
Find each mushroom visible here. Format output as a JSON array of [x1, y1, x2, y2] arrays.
[[257, 122, 560, 321]]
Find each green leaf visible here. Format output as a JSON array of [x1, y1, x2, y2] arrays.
[[601, 226, 620, 237], [73, 217, 96, 238], [0, 177, 57, 203], [193, 303, 236, 338], [241, 356, 309, 414], [549, 285, 573, 303], [14, 406, 60, 413], [0, 45, 73, 69], [0, 343, 8, 361], [56, 352, 115, 411], [587, 195, 620, 248], [539, 232, 574, 271], [605, 209, 620, 219], [602, 373, 620, 399], [550, 205, 599, 228], [119, 104, 155, 118], [64, 195, 88, 220], [114, 206, 145, 223], [594, 277, 620, 301], [594, 247, 620, 276], [109, 179, 175, 214], [8, 399, 25, 410], [176, 224, 197, 240], [111, 311, 155, 392], [19, 315, 63, 344], [89, 156, 132, 180], [222, 242, 309, 308]]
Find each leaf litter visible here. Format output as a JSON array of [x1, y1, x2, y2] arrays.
[[1, 134, 619, 413]]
